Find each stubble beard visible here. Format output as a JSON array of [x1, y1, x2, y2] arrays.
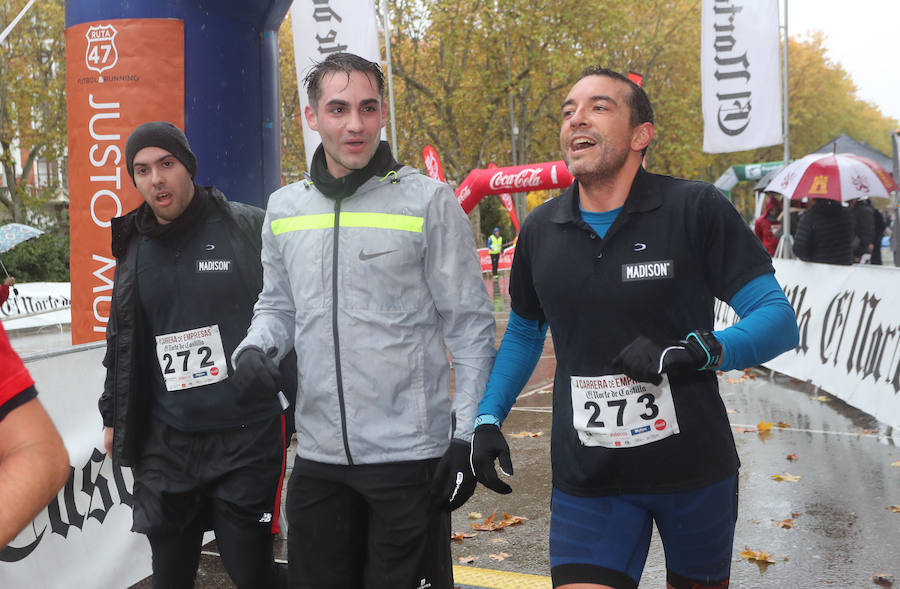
[[566, 140, 630, 188]]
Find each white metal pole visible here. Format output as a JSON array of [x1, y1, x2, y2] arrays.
[[381, 1, 398, 155], [777, 0, 794, 258], [0, 0, 37, 45]]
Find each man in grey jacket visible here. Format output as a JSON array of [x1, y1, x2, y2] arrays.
[[233, 53, 495, 588]]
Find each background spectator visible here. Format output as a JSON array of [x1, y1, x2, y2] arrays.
[[793, 198, 855, 265], [850, 198, 876, 263], [754, 193, 783, 256]]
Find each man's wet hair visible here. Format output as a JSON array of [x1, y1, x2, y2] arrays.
[[303, 52, 386, 108], [578, 66, 654, 128]]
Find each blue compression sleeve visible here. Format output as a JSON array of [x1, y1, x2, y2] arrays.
[[713, 273, 799, 371], [477, 309, 548, 424]]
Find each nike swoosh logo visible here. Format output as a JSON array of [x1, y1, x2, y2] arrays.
[[633, 243, 647, 251], [205, 244, 215, 251], [359, 249, 397, 261]]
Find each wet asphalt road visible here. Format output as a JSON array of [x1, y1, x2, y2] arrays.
[[135, 275, 900, 588], [450, 368, 900, 588]]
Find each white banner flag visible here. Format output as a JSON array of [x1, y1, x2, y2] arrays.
[[291, 0, 381, 170], [701, 0, 782, 153]]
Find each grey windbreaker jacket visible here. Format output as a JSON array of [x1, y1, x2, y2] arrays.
[[234, 166, 496, 465]]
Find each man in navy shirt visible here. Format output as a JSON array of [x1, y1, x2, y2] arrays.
[[471, 67, 798, 589], [99, 122, 288, 589]]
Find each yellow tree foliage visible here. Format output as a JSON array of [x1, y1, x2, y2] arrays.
[[279, 3, 898, 223], [278, 14, 307, 184], [0, 0, 67, 223]]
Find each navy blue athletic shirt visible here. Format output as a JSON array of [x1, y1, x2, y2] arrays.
[[137, 202, 272, 431]]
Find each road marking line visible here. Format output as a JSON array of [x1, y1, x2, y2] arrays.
[[729, 422, 897, 441], [454, 565, 551, 588]]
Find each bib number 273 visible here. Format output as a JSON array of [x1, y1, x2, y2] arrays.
[[584, 393, 659, 428], [571, 373, 679, 448]]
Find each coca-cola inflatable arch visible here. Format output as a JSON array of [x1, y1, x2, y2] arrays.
[[455, 161, 574, 214], [422, 145, 574, 216]]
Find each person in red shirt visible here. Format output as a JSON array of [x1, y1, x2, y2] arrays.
[[754, 193, 783, 256], [0, 320, 69, 547], [0, 276, 14, 305]]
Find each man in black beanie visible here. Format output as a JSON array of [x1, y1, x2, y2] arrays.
[[99, 121, 289, 589]]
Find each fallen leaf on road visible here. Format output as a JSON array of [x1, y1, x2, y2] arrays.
[[891, 460, 900, 468], [792, 511, 801, 518], [736, 427, 757, 434], [726, 408, 739, 414], [786, 453, 798, 461], [757, 421, 774, 431], [470, 512, 500, 531], [814, 395, 831, 402], [469, 512, 528, 531], [726, 377, 745, 384], [871, 573, 894, 586], [451, 532, 478, 542], [740, 547, 776, 563], [774, 518, 795, 529], [772, 472, 802, 482], [889, 505, 900, 513], [777, 421, 791, 428], [467, 512, 482, 519], [508, 431, 543, 438], [490, 538, 508, 544], [489, 552, 512, 561], [458, 555, 477, 564], [749, 519, 763, 524]]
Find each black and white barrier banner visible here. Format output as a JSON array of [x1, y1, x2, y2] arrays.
[[715, 260, 900, 430], [0, 282, 71, 329], [0, 346, 152, 588]]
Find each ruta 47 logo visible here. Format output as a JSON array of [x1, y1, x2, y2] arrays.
[[85, 24, 118, 82]]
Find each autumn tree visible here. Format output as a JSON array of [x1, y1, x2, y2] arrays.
[[0, 0, 67, 224], [278, 12, 307, 183], [278, 2, 898, 225], [709, 32, 899, 219]]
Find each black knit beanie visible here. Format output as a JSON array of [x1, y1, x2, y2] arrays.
[[125, 121, 198, 184]]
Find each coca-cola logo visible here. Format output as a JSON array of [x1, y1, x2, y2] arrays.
[[489, 168, 544, 191], [424, 152, 439, 180], [457, 184, 471, 204]]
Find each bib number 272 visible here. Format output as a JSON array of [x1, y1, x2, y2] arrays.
[[162, 346, 215, 374]]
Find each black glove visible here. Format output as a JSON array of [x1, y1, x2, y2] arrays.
[[430, 439, 477, 512], [232, 346, 281, 395], [470, 424, 513, 494], [611, 330, 722, 385]]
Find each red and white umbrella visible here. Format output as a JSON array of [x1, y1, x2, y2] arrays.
[[767, 152, 898, 202]]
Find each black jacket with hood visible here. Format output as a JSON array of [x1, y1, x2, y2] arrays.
[[98, 186, 295, 466]]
